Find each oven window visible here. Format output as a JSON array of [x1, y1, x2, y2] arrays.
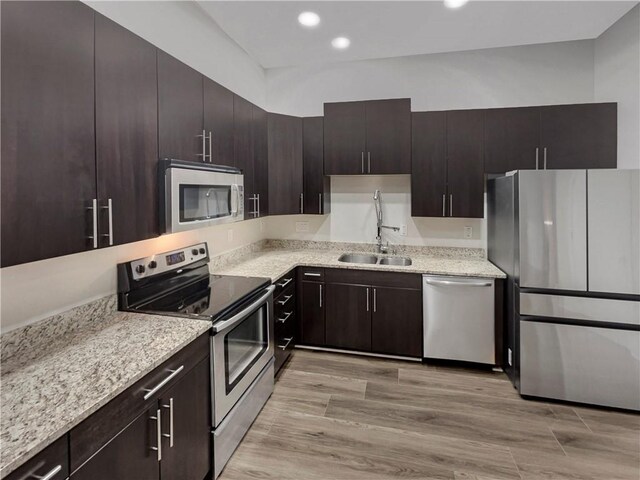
[[179, 184, 231, 222], [224, 303, 268, 393]]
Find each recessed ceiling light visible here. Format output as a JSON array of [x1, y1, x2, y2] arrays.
[[298, 11, 320, 27], [444, 0, 468, 8], [331, 37, 351, 50]]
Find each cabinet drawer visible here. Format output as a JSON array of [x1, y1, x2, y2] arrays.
[[274, 289, 295, 317], [6, 435, 68, 480], [275, 333, 295, 373], [70, 332, 209, 472], [273, 270, 295, 299], [297, 267, 324, 281], [325, 268, 421, 289]]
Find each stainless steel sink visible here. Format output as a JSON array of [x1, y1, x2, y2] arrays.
[[378, 256, 412, 266], [337, 253, 379, 264]]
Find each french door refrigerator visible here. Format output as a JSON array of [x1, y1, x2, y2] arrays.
[[488, 169, 639, 410]]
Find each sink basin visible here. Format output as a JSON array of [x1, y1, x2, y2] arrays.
[[338, 253, 379, 264], [378, 256, 412, 266]]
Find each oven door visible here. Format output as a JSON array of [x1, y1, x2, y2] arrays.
[[211, 285, 275, 426], [165, 166, 244, 233]]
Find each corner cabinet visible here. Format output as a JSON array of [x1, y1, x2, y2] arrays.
[[268, 113, 303, 215], [324, 99, 411, 175], [303, 117, 331, 215]]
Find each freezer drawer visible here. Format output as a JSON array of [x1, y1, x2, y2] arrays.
[[587, 169, 640, 295], [423, 276, 495, 364], [520, 321, 640, 410]]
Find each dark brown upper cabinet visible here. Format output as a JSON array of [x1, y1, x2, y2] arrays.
[[95, 14, 159, 248], [203, 78, 234, 167], [268, 113, 303, 215], [411, 112, 447, 218], [234, 95, 255, 214], [447, 109, 485, 219], [252, 105, 270, 217], [1, 1, 96, 267], [324, 99, 411, 175], [157, 51, 204, 162], [539, 103, 617, 170], [484, 107, 540, 173], [303, 117, 331, 215]]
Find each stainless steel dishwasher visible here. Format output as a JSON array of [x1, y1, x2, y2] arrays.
[[423, 275, 495, 365]]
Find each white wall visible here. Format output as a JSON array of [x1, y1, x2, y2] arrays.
[[595, 5, 640, 170], [85, 1, 266, 107], [266, 40, 596, 116], [266, 176, 484, 249], [0, 219, 266, 333]]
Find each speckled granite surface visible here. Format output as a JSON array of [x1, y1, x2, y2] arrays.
[[0, 298, 211, 477], [215, 241, 505, 281]]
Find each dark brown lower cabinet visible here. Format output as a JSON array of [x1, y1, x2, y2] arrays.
[[299, 280, 325, 346], [371, 287, 422, 357], [274, 271, 297, 373], [5, 435, 68, 480], [325, 283, 372, 352]]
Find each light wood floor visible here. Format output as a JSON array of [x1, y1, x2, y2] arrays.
[[220, 349, 640, 480]]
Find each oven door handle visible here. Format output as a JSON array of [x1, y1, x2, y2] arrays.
[[212, 285, 275, 334]]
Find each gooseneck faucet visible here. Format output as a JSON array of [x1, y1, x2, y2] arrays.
[[373, 189, 400, 254]]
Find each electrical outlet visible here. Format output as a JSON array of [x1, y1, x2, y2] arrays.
[[295, 221, 309, 233], [227, 229, 233, 242], [399, 225, 407, 236], [464, 226, 473, 239]]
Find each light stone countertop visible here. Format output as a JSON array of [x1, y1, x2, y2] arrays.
[[215, 247, 506, 281], [0, 299, 211, 478]]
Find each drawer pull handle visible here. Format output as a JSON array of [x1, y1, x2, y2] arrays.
[[143, 365, 184, 400], [277, 311, 293, 323], [276, 278, 293, 288], [32, 465, 62, 480], [304, 272, 321, 277], [276, 295, 293, 306], [278, 337, 294, 350]]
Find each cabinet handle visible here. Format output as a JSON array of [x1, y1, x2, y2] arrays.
[[196, 130, 206, 161], [100, 198, 113, 246], [442, 194, 445, 217], [161, 398, 174, 447], [278, 337, 294, 350], [208, 131, 213, 162], [319, 193, 322, 214], [304, 272, 321, 277], [543, 147, 547, 169], [361, 152, 364, 173], [150, 408, 162, 461], [87, 199, 98, 249], [535, 147, 539, 170], [276, 277, 293, 288], [368, 152, 371, 173], [373, 288, 377, 313], [319, 284, 323, 308], [256, 193, 260, 217], [277, 311, 293, 323], [366, 287, 370, 312], [31, 465, 62, 480], [300, 193, 304, 214], [449, 194, 453, 217], [277, 295, 293, 306], [143, 365, 184, 400]]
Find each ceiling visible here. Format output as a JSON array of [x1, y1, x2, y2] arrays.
[[197, 1, 637, 69]]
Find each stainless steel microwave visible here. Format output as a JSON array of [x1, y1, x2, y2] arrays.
[[159, 159, 244, 234]]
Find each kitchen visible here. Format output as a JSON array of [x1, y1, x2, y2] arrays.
[[1, 1, 639, 479]]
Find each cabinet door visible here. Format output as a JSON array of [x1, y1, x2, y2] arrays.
[[268, 113, 303, 215], [71, 408, 159, 480], [303, 117, 330, 215], [484, 107, 540, 173], [365, 99, 411, 174], [323, 101, 366, 175], [447, 110, 485, 218], [252, 105, 270, 217], [159, 359, 211, 480], [157, 51, 204, 161], [540, 103, 617, 169], [300, 281, 325, 346], [95, 14, 159, 248], [325, 283, 371, 351], [1, 1, 96, 267], [203, 78, 234, 167], [411, 112, 447, 217], [371, 287, 422, 357], [233, 95, 255, 214]]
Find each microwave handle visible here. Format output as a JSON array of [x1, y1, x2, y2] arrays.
[[231, 184, 239, 216], [212, 285, 275, 334]]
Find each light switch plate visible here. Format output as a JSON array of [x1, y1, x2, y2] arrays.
[[227, 229, 234, 242], [464, 226, 473, 239], [295, 221, 309, 232]]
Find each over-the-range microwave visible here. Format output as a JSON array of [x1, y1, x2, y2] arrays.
[[159, 159, 244, 234]]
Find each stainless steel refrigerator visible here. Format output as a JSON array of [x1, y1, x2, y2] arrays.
[[488, 169, 639, 410]]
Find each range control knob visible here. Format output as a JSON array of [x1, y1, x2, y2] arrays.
[[148, 261, 157, 269], [199, 248, 206, 255], [135, 264, 146, 274], [191, 248, 199, 256]]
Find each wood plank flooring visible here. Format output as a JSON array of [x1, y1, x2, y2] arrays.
[[219, 349, 640, 480]]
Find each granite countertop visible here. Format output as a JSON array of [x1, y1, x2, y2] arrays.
[[215, 245, 506, 281], [0, 297, 211, 478]]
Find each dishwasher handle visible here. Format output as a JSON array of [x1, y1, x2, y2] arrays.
[[425, 278, 492, 287]]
